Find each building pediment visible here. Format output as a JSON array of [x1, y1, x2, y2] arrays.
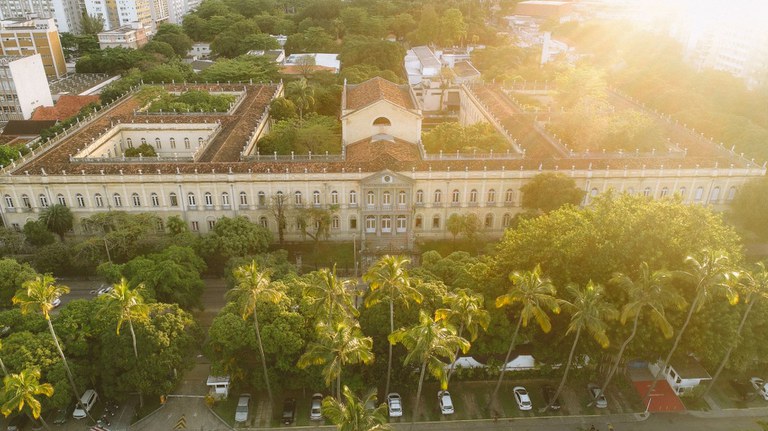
[[361, 169, 414, 187]]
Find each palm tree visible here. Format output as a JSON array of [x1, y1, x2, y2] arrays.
[[597, 263, 684, 402], [547, 281, 618, 411], [226, 260, 286, 404], [287, 78, 314, 121], [435, 288, 490, 385], [644, 250, 738, 399], [0, 368, 53, 430], [363, 255, 422, 397], [13, 275, 83, 419], [322, 386, 390, 431], [305, 266, 357, 327], [491, 265, 560, 408], [389, 310, 469, 423], [705, 262, 768, 395], [38, 204, 73, 241], [298, 321, 374, 399], [101, 278, 149, 406]]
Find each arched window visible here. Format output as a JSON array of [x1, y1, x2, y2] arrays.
[[592, 188, 600, 197], [21, 194, 30, 208], [76, 194, 85, 208], [678, 187, 686, 197], [188, 193, 197, 207], [398, 191, 406, 205], [381, 216, 392, 232], [727, 186, 736, 201], [349, 190, 357, 205], [258, 191, 266, 206], [382, 191, 391, 205], [198, 137, 204, 145], [488, 189, 496, 203], [709, 186, 721, 202], [259, 216, 268, 228], [141, 138, 147, 145], [452, 189, 460, 203], [169, 192, 178, 207], [502, 213, 512, 227], [221, 192, 230, 206], [396, 215, 407, 232], [184, 137, 190, 149], [485, 213, 493, 228], [332, 216, 340, 230], [694, 187, 704, 202], [331, 191, 339, 204], [643, 187, 651, 197], [415, 215, 423, 229], [294, 191, 303, 205], [367, 191, 375, 206], [113, 193, 122, 207], [505, 189, 514, 204], [365, 215, 376, 233], [39, 194, 49, 208], [94, 193, 103, 208], [241, 191, 249, 206], [434, 189, 442, 203], [469, 189, 478, 203], [204, 192, 213, 206], [151, 193, 159, 206], [126, 138, 133, 147], [155, 137, 161, 149], [432, 214, 440, 228], [170, 137, 176, 149], [131, 193, 141, 207], [57, 194, 66, 206], [660, 187, 669, 198], [372, 117, 391, 126], [3, 195, 13, 209], [349, 216, 357, 230], [313, 191, 321, 205], [416, 190, 424, 204]]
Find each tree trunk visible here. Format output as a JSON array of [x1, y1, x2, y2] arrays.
[[385, 298, 394, 397], [411, 359, 428, 427], [547, 328, 581, 412], [705, 296, 756, 396], [445, 323, 465, 386], [0, 356, 7, 375], [128, 319, 144, 408], [489, 314, 523, 411], [253, 313, 273, 404], [597, 312, 640, 403], [645, 294, 701, 399], [39, 414, 51, 431], [47, 319, 92, 423]]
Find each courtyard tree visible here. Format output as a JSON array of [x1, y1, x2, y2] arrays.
[[38, 205, 73, 241], [198, 216, 272, 269], [121, 246, 206, 309], [491, 265, 560, 409], [435, 289, 490, 384], [270, 193, 288, 244], [597, 263, 684, 401], [645, 250, 738, 398], [304, 267, 357, 327], [547, 281, 618, 411], [226, 261, 286, 404], [298, 321, 374, 399], [287, 78, 315, 121], [322, 386, 390, 431], [389, 311, 469, 422], [363, 255, 422, 397], [0, 368, 53, 428], [519, 173, 584, 213]]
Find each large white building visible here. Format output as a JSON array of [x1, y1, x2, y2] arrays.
[[84, 0, 199, 34], [0, 3, 81, 33], [0, 79, 761, 252], [0, 54, 53, 121]]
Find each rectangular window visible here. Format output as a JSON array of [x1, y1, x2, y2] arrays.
[[432, 216, 440, 228], [208, 220, 216, 230], [350, 218, 357, 229], [191, 221, 199, 231]]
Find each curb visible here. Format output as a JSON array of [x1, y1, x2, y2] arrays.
[[129, 403, 166, 428]]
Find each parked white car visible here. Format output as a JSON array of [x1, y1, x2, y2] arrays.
[[310, 393, 323, 420], [588, 383, 608, 408], [438, 390, 454, 415], [234, 393, 250, 423], [387, 393, 402, 417], [751, 377, 768, 400], [513, 386, 532, 410]]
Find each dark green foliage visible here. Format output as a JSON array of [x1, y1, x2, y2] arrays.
[[284, 27, 338, 54], [98, 69, 142, 104], [0, 259, 37, 307], [142, 41, 176, 59], [0, 227, 25, 256], [22, 221, 55, 247], [38, 204, 73, 240], [153, 24, 193, 56], [257, 115, 340, 155], [339, 36, 405, 77], [124, 143, 157, 157], [147, 89, 235, 112], [141, 62, 193, 84], [197, 56, 280, 83], [729, 176, 768, 240], [75, 47, 153, 74], [121, 246, 207, 309], [268, 97, 297, 121], [197, 216, 273, 272], [60, 33, 99, 58], [340, 64, 401, 84], [519, 173, 585, 213], [422, 122, 508, 154]]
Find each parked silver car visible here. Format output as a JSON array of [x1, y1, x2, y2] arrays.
[[235, 393, 251, 423]]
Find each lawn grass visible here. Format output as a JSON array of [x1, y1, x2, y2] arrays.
[[211, 396, 238, 427], [132, 397, 162, 423]]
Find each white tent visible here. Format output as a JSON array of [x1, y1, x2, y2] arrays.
[[504, 354, 535, 371], [446, 356, 486, 370]]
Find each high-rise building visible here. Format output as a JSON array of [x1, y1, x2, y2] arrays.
[[0, 17, 66, 79], [0, 54, 53, 121], [0, 0, 81, 33], [85, 0, 199, 34]]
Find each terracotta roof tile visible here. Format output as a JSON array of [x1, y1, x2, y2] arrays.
[[31, 95, 100, 121], [345, 77, 415, 111]]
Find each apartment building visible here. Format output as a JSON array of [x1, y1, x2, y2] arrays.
[[0, 16, 66, 78], [0, 54, 53, 121], [97, 21, 148, 49]]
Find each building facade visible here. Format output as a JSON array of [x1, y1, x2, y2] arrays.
[[0, 80, 762, 252], [97, 22, 148, 49], [0, 54, 53, 121], [0, 17, 66, 78], [0, 1, 81, 33]]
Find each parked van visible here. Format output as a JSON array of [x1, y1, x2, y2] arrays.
[[73, 389, 98, 419]]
